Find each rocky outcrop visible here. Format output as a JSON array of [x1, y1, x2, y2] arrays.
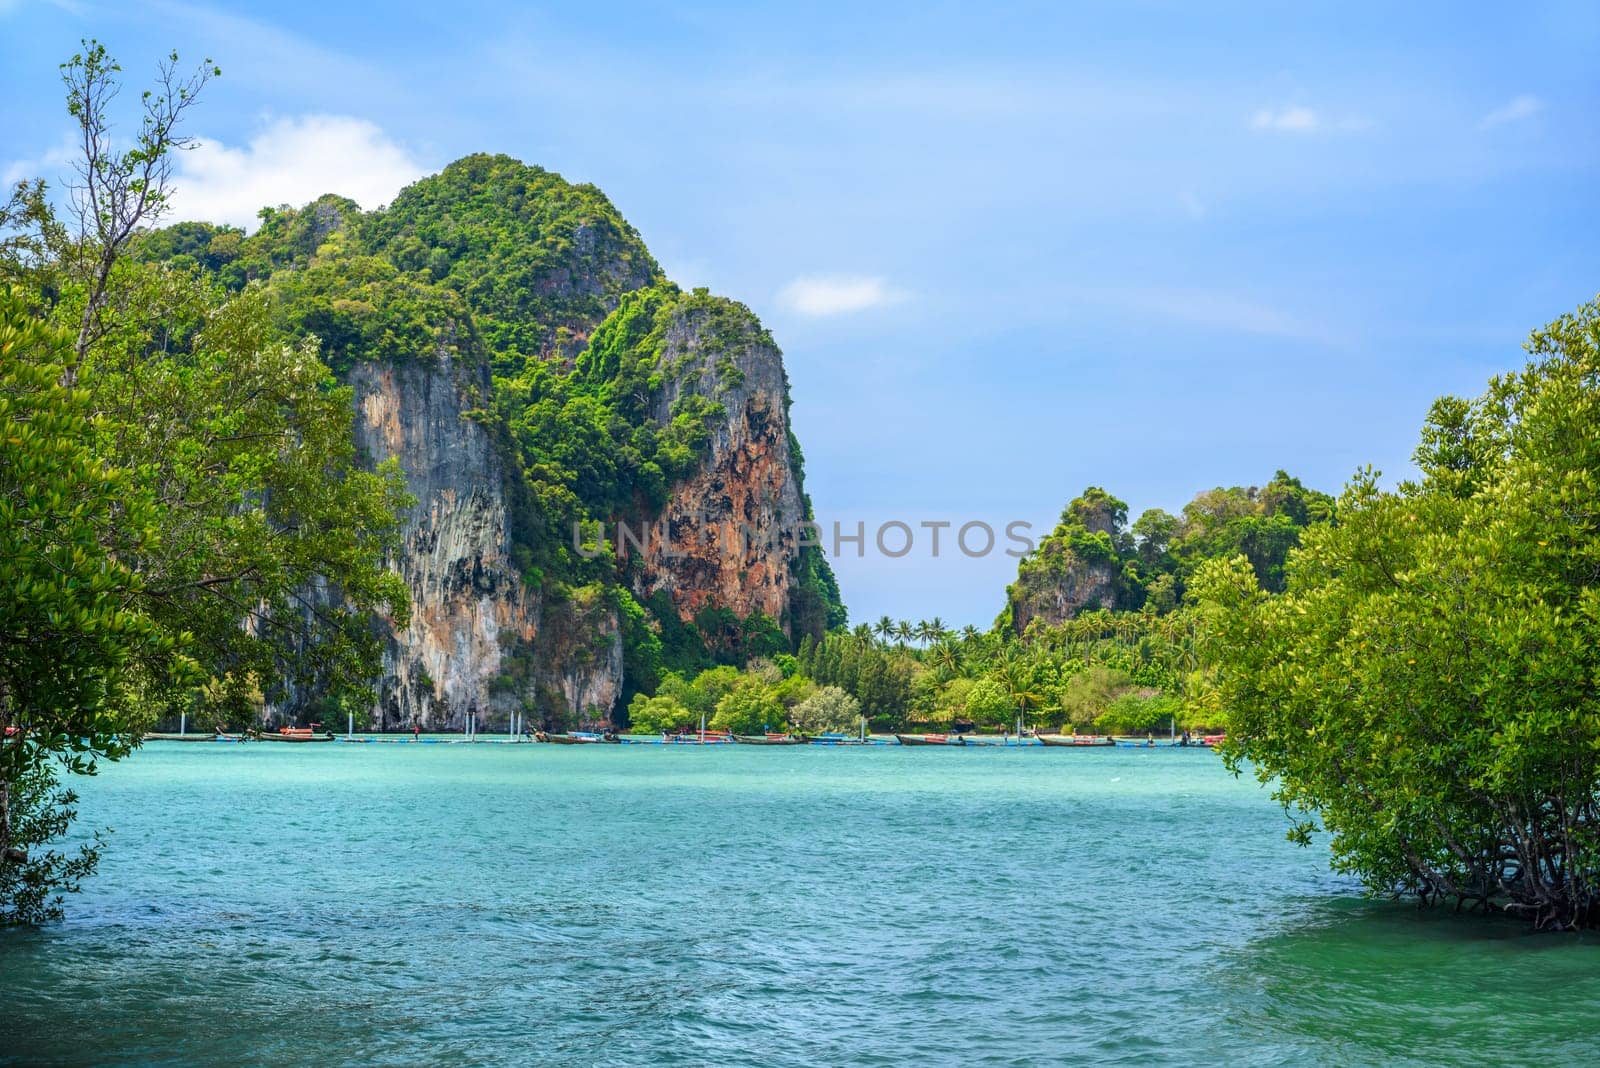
[[1006, 489, 1129, 633], [350, 358, 621, 729], [628, 302, 806, 627], [1006, 547, 1119, 634]]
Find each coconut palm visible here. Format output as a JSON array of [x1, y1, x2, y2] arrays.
[[993, 645, 1044, 733], [874, 615, 895, 646], [929, 640, 962, 681], [894, 620, 914, 647]]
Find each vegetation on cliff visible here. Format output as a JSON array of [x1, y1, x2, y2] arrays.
[[363, 153, 663, 373], [133, 152, 846, 718], [1004, 474, 1332, 632]]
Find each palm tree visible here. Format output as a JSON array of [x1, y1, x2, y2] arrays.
[[926, 616, 948, 643], [914, 620, 934, 647], [874, 615, 895, 646], [894, 620, 914, 647], [993, 646, 1043, 734], [1010, 684, 1045, 733], [929, 640, 961, 681]]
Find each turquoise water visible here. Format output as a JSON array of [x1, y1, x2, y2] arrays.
[[3, 744, 1597, 1066]]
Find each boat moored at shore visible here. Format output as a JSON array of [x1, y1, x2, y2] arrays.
[[536, 730, 619, 744], [735, 733, 806, 745], [1037, 734, 1115, 747], [255, 727, 336, 743], [895, 733, 966, 746]]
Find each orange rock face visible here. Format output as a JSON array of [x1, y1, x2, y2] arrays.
[[624, 305, 807, 631]]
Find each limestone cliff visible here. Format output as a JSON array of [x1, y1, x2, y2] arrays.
[[349, 358, 621, 729], [1005, 488, 1128, 633], [180, 154, 842, 729], [1006, 546, 1120, 633], [628, 300, 806, 625]]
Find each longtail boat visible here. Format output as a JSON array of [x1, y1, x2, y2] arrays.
[[662, 729, 734, 744], [143, 732, 221, 742], [895, 733, 965, 746], [808, 733, 864, 745], [536, 731, 612, 744], [734, 733, 806, 745], [257, 727, 335, 742], [1037, 734, 1115, 747]]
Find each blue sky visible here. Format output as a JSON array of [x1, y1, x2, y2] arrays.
[[5, 1, 1598, 626]]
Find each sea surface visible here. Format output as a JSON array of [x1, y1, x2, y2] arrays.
[[3, 742, 1597, 1067]]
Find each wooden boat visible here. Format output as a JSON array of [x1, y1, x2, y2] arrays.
[[895, 733, 965, 747], [143, 732, 221, 742], [735, 733, 806, 745], [661, 728, 734, 745], [808, 733, 864, 745], [1037, 734, 1115, 747], [257, 728, 335, 742], [536, 731, 605, 744]]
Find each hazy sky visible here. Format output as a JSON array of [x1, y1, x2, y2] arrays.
[[5, 1, 1597, 626]]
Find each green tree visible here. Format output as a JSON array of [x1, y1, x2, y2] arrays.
[[1059, 666, 1136, 731], [1, 45, 411, 922], [711, 676, 785, 735], [1193, 298, 1600, 929], [0, 292, 188, 922], [626, 692, 690, 734], [962, 679, 1015, 729], [76, 276, 411, 723], [56, 41, 218, 378], [1095, 691, 1177, 734], [927, 640, 962, 680], [789, 686, 860, 735]]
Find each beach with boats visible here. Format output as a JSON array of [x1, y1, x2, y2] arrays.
[[137, 725, 1226, 748]]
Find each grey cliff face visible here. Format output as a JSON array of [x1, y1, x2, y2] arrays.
[[350, 358, 621, 729]]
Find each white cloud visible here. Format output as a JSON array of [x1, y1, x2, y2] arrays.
[[168, 115, 427, 230], [1251, 105, 1321, 132], [1249, 106, 1370, 134], [1480, 95, 1544, 129], [777, 275, 906, 317], [1, 134, 76, 189]]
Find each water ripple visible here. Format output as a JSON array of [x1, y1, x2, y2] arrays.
[[2, 745, 1596, 1066]]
